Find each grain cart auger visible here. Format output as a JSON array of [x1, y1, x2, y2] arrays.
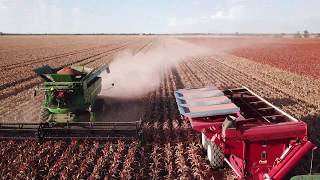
[[174, 86, 318, 180], [0, 65, 141, 140]]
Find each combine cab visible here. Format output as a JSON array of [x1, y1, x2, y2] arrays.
[[0, 65, 141, 140], [175, 86, 317, 180]]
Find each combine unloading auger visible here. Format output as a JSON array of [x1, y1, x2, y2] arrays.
[[174, 86, 318, 180], [0, 64, 141, 140]]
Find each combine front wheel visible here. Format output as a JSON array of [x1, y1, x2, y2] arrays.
[[207, 141, 224, 168], [92, 98, 106, 121], [36, 122, 50, 140]]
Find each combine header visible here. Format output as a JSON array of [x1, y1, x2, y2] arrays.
[[174, 86, 317, 180], [0, 65, 141, 139]]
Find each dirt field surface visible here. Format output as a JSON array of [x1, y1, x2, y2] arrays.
[[0, 35, 319, 179], [182, 36, 320, 79]]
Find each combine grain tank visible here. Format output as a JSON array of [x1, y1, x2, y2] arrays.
[[174, 86, 317, 180]]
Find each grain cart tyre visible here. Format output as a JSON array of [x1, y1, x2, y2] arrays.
[[201, 133, 208, 150], [39, 108, 50, 122], [207, 141, 224, 168]]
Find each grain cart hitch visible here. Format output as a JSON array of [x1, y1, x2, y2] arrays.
[[174, 86, 317, 180]]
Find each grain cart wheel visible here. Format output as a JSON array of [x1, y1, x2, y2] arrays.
[[207, 141, 224, 168], [201, 133, 208, 150]]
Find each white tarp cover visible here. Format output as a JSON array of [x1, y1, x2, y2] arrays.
[[175, 87, 240, 118]]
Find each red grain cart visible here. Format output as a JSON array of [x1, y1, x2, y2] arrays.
[[174, 86, 317, 180]]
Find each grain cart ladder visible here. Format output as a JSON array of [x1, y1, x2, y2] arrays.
[[174, 86, 317, 180]]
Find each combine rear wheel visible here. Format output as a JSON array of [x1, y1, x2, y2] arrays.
[[92, 98, 106, 121], [207, 141, 224, 168], [39, 108, 50, 122]]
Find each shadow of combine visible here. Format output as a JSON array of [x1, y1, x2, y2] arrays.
[[171, 68, 185, 89], [98, 95, 146, 123], [143, 128, 199, 144], [265, 97, 298, 107]]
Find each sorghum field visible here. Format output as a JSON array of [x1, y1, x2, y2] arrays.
[[0, 35, 319, 179]]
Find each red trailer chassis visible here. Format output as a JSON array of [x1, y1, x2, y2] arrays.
[[174, 86, 316, 180]]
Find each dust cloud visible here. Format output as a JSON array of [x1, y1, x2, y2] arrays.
[[98, 38, 211, 122], [97, 37, 271, 123], [100, 38, 211, 99]]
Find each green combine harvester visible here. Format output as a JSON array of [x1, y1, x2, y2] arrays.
[[34, 65, 108, 123], [0, 64, 141, 139]]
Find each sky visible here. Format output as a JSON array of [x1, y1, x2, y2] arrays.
[[0, 0, 319, 34]]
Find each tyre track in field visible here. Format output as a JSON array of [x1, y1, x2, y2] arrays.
[[0, 37, 140, 68], [174, 62, 202, 89], [133, 39, 154, 55], [1, 44, 112, 70]]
